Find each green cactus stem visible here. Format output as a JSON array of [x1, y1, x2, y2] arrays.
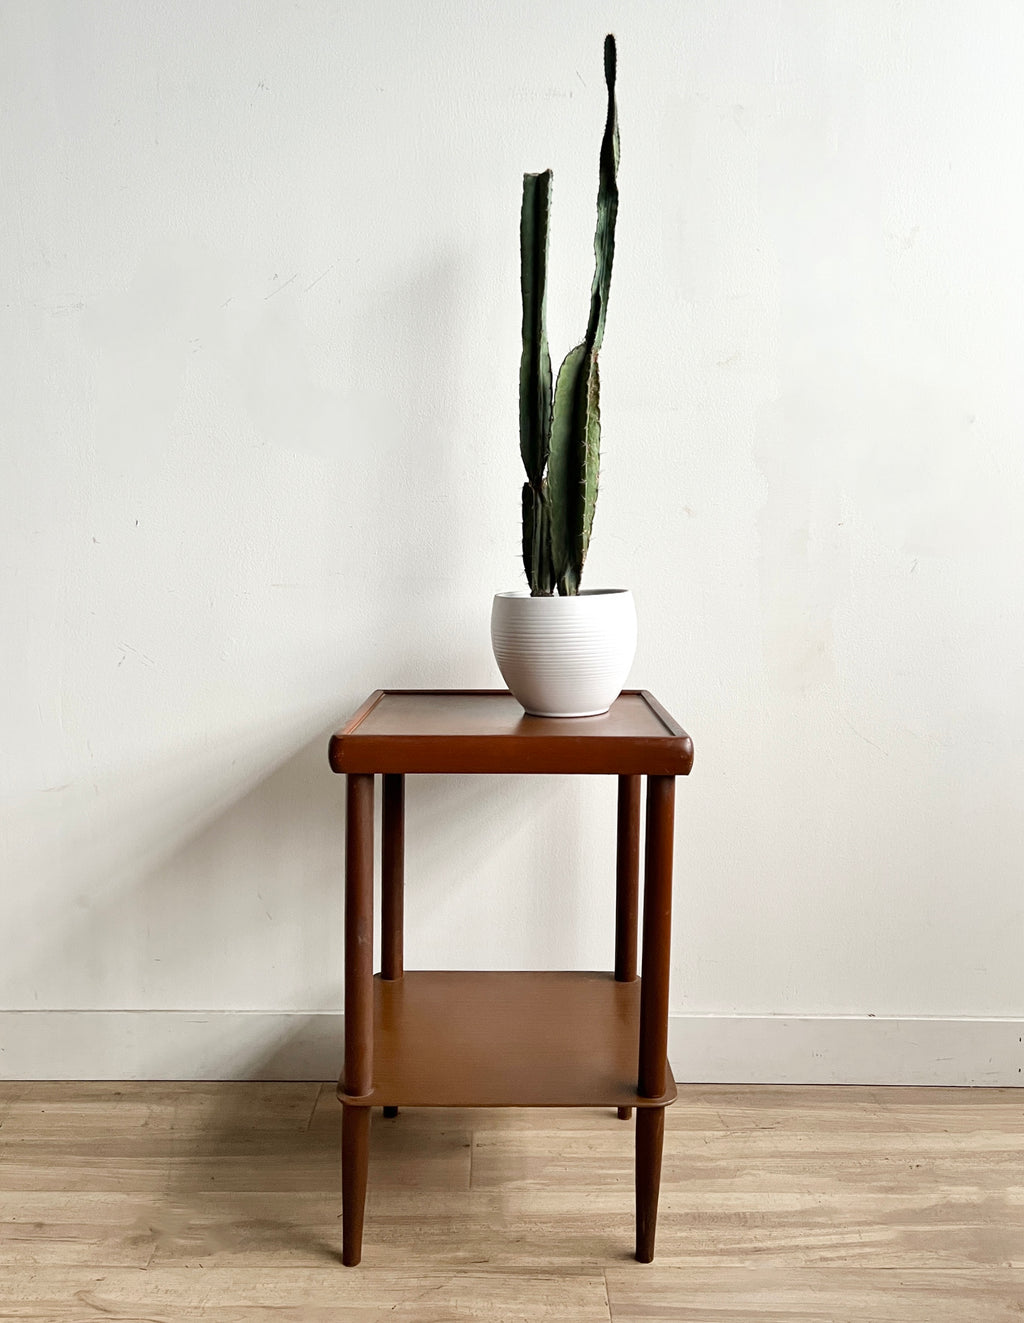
[[517, 35, 618, 597], [519, 170, 554, 594], [548, 34, 618, 595]]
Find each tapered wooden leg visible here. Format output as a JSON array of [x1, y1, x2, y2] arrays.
[[381, 773, 405, 981], [343, 773, 374, 1266], [341, 1104, 371, 1266], [615, 774, 641, 983], [635, 774, 675, 1262], [616, 774, 641, 1122], [344, 773, 375, 1099], [638, 776, 675, 1099], [635, 1106, 665, 1263], [381, 774, 404, 1122]]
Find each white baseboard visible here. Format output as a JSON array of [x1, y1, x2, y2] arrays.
[[668, 1014, 1023, 1086], [0, 1011, 1020, 1085], [0, 1012, 343, 1082]]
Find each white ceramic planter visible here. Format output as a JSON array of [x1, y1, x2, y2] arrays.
[[490, 589, 637, 717]]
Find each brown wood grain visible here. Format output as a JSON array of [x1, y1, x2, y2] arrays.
[[614, 774, 641, 985], [380, 772, 405, 982], [332, 688, 690, 1261], [335, 972, 676, 1109], [343, 774, 374, 1100], [329, 690, 694, 775]]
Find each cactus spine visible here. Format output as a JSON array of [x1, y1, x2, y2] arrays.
[[518, 34, 619, 596]]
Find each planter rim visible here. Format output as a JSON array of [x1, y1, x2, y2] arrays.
[[494, 587, 631, 600]]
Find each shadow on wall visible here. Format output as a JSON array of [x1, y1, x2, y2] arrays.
[[5, 700, 603, 1075], [3, 714, 347, 1015], [3, 254, 464, 1029], [4, 252, 604, 1076]]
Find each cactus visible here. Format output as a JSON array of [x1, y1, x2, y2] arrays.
[[518, 34, 619, 596], [520, 169, 554, 596]]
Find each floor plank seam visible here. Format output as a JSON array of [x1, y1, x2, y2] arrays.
[[601, 1267, 614, 1322], [305, 1082, 325, 1132]]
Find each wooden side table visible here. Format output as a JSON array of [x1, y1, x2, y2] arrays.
[[329, 689, 693, 1265]]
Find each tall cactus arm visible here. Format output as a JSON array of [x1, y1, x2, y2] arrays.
[[586, 34, 619, 357], [546, 34, 619, 594], [519, 170, 553, 488], [578, 359, 600, 573], [547, 345, 600, 596], [520, 170, 555, 593]]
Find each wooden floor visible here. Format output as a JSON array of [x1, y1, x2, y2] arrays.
[[0, 1083, 1021, 1320]]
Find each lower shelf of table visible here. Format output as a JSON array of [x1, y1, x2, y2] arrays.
[[336, 970, 676, 1109]]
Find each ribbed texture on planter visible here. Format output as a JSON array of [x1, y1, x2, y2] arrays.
[[490, 589, 637, 717]]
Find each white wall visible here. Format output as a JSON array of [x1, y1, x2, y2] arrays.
[[2, 0, 1023, 1082]]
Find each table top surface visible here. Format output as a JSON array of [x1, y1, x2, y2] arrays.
[[330, 689, 693, 776]]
